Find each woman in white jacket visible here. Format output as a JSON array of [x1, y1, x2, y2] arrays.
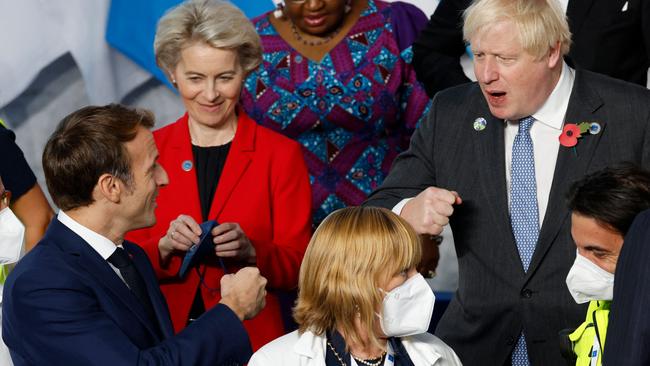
[[249, 206, 461, 366]]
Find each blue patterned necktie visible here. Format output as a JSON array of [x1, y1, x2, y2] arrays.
[[510, 116, 539, 366]]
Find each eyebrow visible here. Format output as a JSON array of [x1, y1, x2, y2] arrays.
[[583, 245, 609, 253], [184, 70, 237, 77]]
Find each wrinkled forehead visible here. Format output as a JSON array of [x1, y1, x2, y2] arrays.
[[470, 19, 520, 47]]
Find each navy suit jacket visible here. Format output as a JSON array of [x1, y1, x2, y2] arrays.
[[603, 209, 650, 365], [2, 218, 252, 365]]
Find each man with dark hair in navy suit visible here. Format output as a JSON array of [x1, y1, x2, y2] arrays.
[[2, 104, 268, 366]]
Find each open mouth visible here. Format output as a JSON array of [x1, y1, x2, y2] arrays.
[[304, 15, 326, 27], [486, 90, 506, 105]]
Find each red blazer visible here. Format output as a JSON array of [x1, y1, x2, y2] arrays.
[[127, 111, 312, 351]]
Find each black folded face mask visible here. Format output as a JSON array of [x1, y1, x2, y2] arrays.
[[178, 220, 225, 279]]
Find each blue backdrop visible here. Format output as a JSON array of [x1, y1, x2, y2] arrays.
[[106, 0, 275, 86]]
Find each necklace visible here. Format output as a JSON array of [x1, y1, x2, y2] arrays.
[[352, 353, 386, 366], [290, 21, 342, 46], [327, 340, 349, 366], [326, 340, 386, 366]]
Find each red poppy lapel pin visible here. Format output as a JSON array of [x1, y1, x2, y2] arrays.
[[559, 122, 601, 155]]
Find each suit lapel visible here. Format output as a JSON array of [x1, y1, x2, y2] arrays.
[[127, 243, 174, 338], [209, 112, 255, 221], [166, 114, 203, 222], [526, 70, 605, 279], [471, 103, 523, 272], [50, 220, 164, 342]]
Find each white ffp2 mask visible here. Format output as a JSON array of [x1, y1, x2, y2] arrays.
[[0, 207, 25, 264], [565, 252, 614, 304], [378, 273, 435, 337]]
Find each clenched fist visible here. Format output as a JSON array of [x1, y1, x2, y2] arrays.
[[219, 267, 267, 321], [401, 187, 462, 235]]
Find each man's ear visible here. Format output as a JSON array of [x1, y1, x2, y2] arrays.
[[547, 41, 562, 69], [96, 173, 122, 203]]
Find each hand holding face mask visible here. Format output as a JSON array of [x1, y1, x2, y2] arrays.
[[565, 252, 614, 304], [378, 273, 435, 337]]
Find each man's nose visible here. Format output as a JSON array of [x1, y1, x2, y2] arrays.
[[480, 57, 499, 84]]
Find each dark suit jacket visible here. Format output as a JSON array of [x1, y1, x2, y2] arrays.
[[413, 0, 650, 97], [2, 218, 253, 366], [603, 209, 650, 365], [365, 70, 650, 365]]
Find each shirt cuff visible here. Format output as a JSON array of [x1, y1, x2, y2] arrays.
[[392, 198, 413, 215]]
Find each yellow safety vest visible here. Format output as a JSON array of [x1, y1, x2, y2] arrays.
[[0, 265, 8, 284], [569, 300, 610, 366]]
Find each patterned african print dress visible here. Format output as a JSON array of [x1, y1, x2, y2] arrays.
[[241, 0, 431, 226]]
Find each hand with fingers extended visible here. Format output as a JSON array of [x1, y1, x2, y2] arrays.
[[401, 187, 462, 235], [220, 267, 267, 321], [212, 222, 256, 264], [158, 214, 202, 262]]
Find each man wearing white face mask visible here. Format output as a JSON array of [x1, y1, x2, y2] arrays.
[[563, 164, 650, 366], [0, 176, 25, 366], [249, 206, 462, 366]]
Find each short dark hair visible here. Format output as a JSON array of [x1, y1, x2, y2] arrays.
[[43, 104, 155, 211], [567, 163, 650, 235]]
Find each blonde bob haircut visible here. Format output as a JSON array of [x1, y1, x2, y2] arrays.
[[463, 0, 572, 60], [293, 206, 422, 350], [154, 0, 262, 81]]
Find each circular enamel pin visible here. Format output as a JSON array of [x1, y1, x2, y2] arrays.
[[589, 122, 601, 135], [182, 160, 193, 172], [473, 117, 487, 131]]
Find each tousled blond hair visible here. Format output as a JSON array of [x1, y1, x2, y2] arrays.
[[463, 0, 571, 59], [293, 206, 422, 350], [154, 0, 262, 80]]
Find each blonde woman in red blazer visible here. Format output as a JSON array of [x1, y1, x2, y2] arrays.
[[127, 0, 312, 351]]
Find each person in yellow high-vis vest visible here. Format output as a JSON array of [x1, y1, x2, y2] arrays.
[[563, 164, 650, 366]]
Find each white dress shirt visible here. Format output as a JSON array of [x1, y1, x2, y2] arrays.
[[394, 62, 576, 227], [58, 211, 126, 283], [504, 62, 575, 225]]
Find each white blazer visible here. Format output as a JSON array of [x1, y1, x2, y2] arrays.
[[249, 330, 463, 366]]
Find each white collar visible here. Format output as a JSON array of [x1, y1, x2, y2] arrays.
[[58, 211, 119, 260], [400, 333, 443, 365], [294, 330, 326, 360], [531, 61, 575, 130]]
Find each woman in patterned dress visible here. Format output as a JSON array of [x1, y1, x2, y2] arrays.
[[241, 0, 431, 226]]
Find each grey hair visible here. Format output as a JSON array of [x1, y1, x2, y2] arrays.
[[463, 0, 571, 60], [154, 0, 262, 80]]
